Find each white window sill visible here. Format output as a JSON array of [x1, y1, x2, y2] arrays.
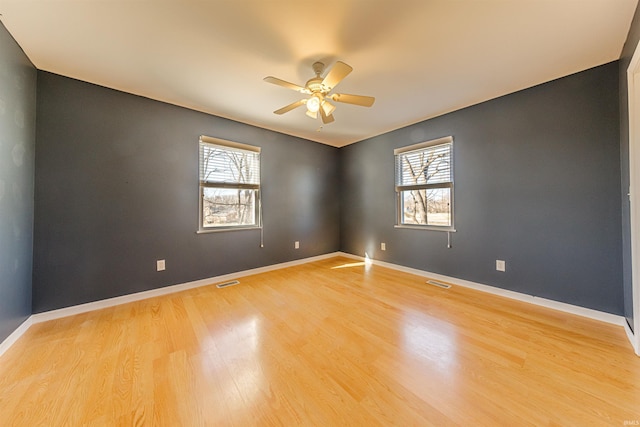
[[197, 226, 262, 234], [394, 225, 456, 232]]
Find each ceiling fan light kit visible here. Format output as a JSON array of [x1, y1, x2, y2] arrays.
[[306, 93, 321, 113], [264, 61, 375, 125]]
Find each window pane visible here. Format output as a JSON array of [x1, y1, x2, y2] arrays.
[[401, 188, 451, 227], [200, 144, 260, 185], [396, 142, 451, 186], [202, 187, 256, 228]]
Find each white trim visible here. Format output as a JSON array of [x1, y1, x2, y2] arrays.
[[393, 135, 453, 155], [196, 226, 261, 234], [0, 253, 339, 357], [627, 39, 640, 356], [626, 322, 638, 355], [30, 252, 337, 323], [394, 225, 456, 233], [0, 317, 33, 358], [199, 135, 261, 153], [1, 251, 630, 359], [336, 252, 626, 326]]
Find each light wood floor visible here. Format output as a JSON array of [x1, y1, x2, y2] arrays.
[[1, 257, 639, 426]]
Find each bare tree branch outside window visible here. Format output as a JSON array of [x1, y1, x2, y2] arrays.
[[395, 139, 453, 228], [199, 141, 260, 229]]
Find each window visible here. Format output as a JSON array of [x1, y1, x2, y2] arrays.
[[198, 136, 261, 231], [394, 136, 454, 230]]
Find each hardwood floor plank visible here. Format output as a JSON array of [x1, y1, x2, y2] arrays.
[[1, 256, 639, 425]]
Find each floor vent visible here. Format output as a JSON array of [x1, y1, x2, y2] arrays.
[[216, 280, 240, 289], [426, 280, 451, 289]]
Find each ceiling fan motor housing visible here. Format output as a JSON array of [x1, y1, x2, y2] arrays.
[[305, 77, 325, 94]]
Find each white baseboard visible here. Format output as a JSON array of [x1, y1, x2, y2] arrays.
[[0, 252, 339, 358], [0, 251, 630, 359], [336, 252, 626, 326], [30, 252, 340, 323], [624, 321, 640, 356], [0, 316, 33, 358]]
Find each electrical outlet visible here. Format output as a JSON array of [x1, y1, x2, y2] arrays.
[[496, 260, 506, 272], [157, 259, 166, 271], [381, 242, 386, 251], [294, 241, 299, 249]]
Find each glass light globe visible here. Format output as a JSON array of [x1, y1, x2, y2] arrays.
[[306, 95, 321, 113]]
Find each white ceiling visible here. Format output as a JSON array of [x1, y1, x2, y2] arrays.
[[0, 0, 637, 147]]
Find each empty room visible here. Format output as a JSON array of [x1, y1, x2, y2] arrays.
[[2, 0, 640, 425]]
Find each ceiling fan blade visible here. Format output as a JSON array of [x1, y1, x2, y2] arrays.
[[320, 107, 335, 124], [330, 93, 375, 107], [321, 61, 353, 91], [274, 99, 306, 115], [264, 76, 308, 93]]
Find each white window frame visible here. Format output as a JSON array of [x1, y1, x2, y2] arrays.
[[198, 135, 261, 233], [394, 136, 455, 232]]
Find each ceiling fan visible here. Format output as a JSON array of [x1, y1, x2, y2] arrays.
[[264, 61, 375, 124]]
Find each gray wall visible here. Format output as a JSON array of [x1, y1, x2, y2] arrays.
[[619, 2, 640, 330], [33, 71, 340, 312], [7, 29, 630, 322], [341, 62, 623, 314], [0, 23, 36, 342]]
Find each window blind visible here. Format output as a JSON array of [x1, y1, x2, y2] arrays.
[[199, 136, 260, 188], [395, 136, 453, 189]]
